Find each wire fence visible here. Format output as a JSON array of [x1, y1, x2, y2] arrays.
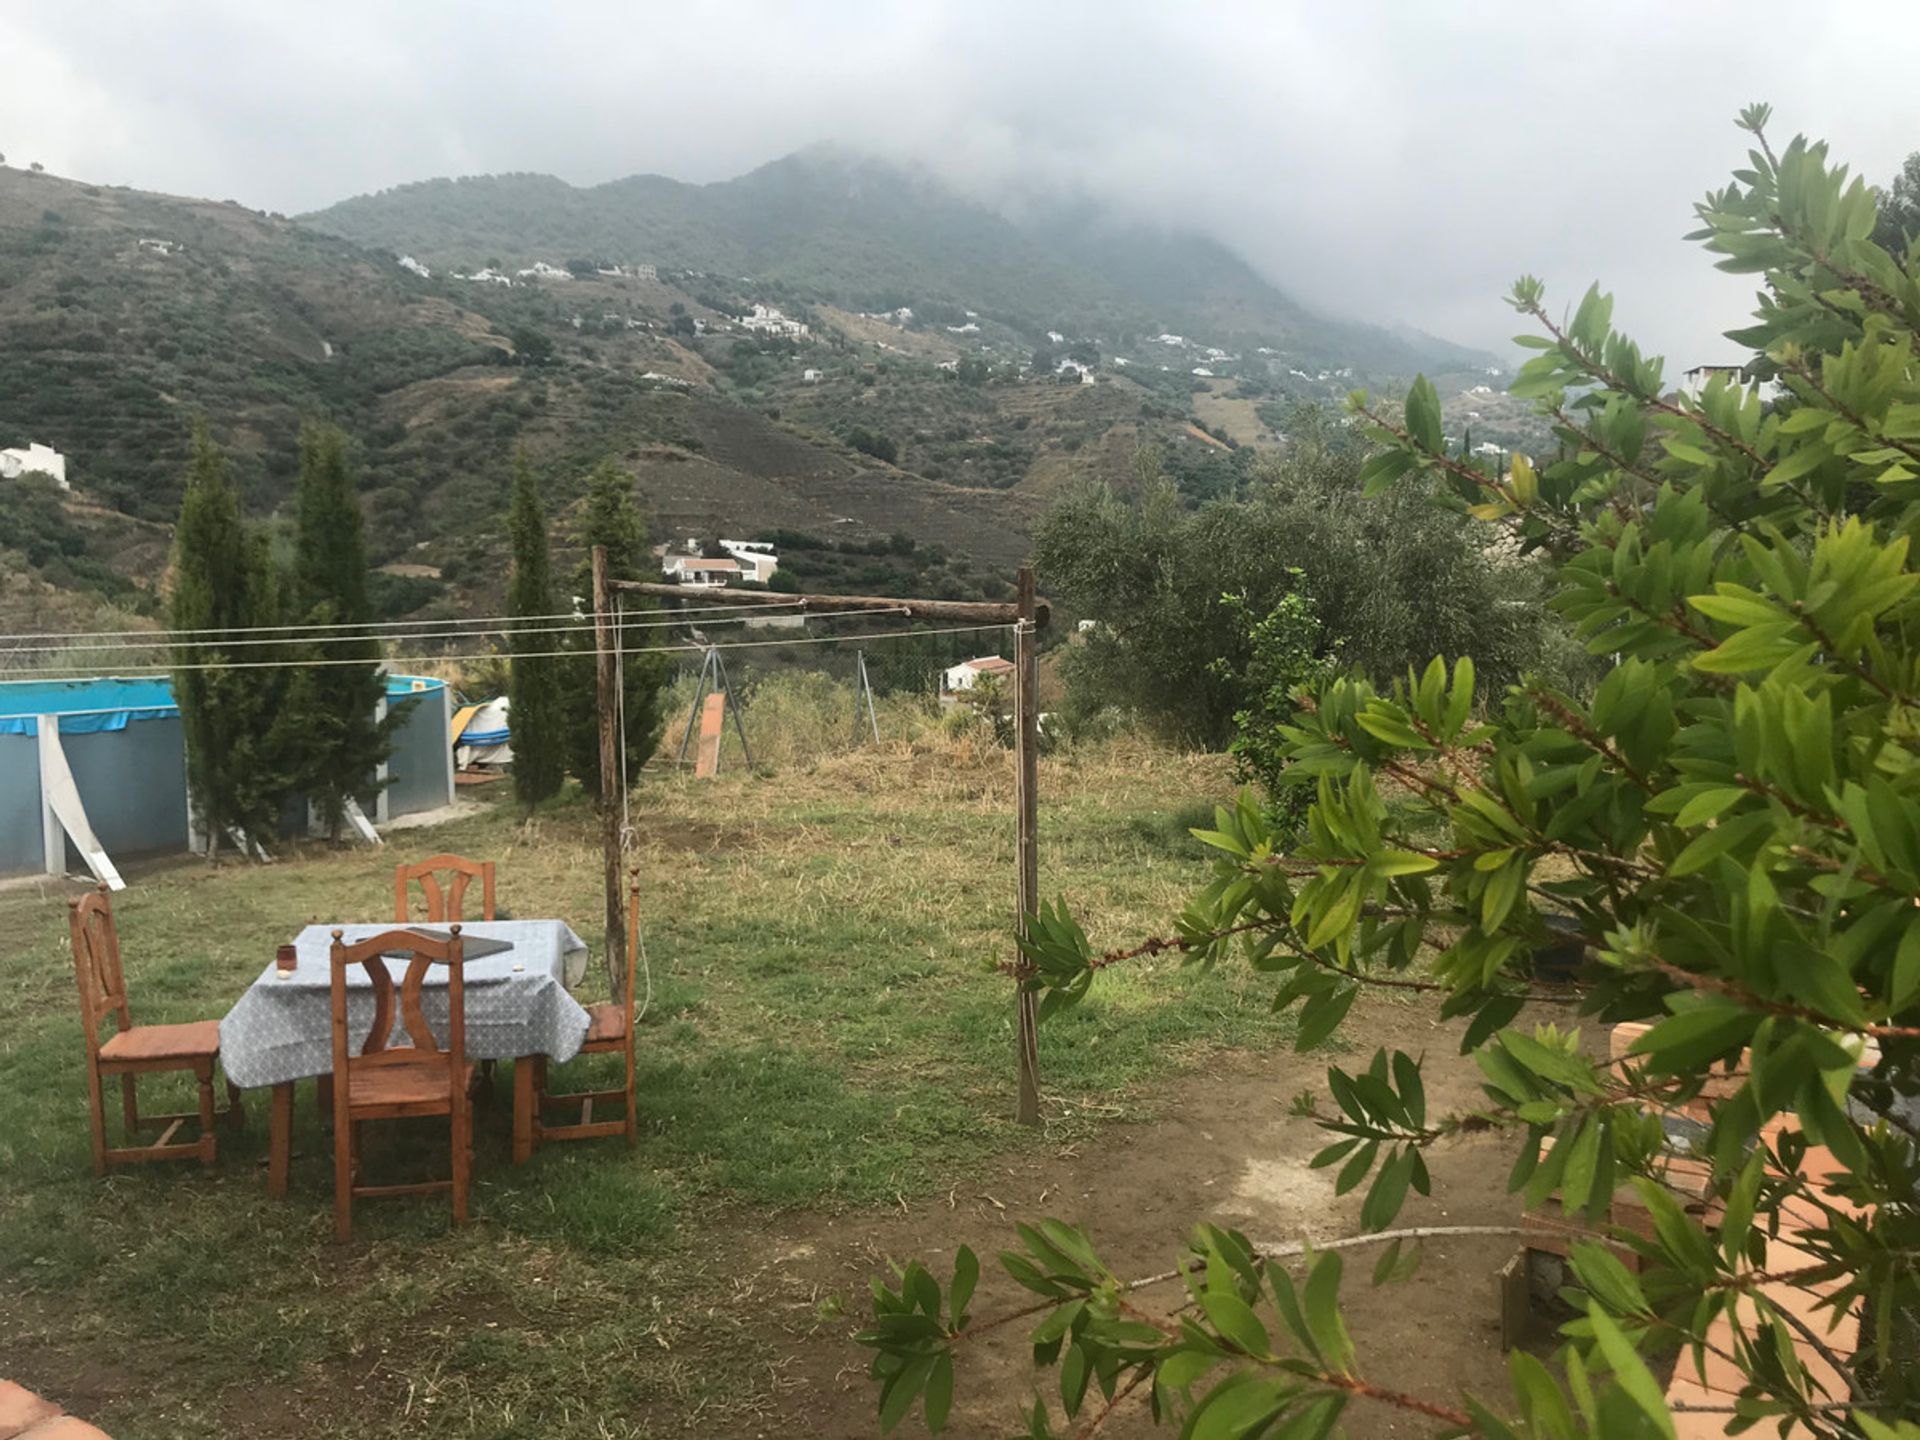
[[0, 599, 1023, 773], [653, 620, 1018, 772]]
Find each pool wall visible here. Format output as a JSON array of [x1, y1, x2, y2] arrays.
[[0, 675, 453, 878]]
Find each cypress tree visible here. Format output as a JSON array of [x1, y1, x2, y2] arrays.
[[170, 424, 291, 857], [562, 459, 672, 802], [281, 420, 400, 841], [507, 453, 565, 806]]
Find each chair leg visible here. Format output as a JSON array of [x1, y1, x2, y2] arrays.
[[225, 1079, 246, 1130], [625, 1042, 638, 1149], [121, 1073, 139, 1137], [451, 1102, 471, 1226], [196, 1062, 217, 1166], [334, 1113, 354, 1243], [85, 1061, 109, 1177], [316, 1073, 334, 1128]]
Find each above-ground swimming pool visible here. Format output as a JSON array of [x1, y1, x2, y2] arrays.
[[0, 673, 453, 880]]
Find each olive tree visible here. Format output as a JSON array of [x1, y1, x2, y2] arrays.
[[859, 109, 1920, 1439]]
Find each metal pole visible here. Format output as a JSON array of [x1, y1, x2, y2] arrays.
[[675, 649, 715, 764], [714, 650, 755, 772], [1013, 566, 1041, 1126], [592, 546, 628, 1005]]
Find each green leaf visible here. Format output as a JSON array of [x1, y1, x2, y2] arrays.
[[1585, 1307, 1676, 1439], [1200, 1290, 1271, 1357], [1372, 849, 1440, 877], [1675, 786, 1746, 827], [1360, 1147, 1415, 1230], [949, 1246, 978, 1326], [1667, 809, 1773, 876], [879, 1354, 936, 1434], [924, 1353, 954, 1432], [1059, 1342, 1090, 1416], [1568, 1240, 1649, 1318], [1405, 376, 1444, 453], [1302, 1252, 1354, 1373], [1295, 984, 1358, 1052], [1158, 1347, 1216, 1392]]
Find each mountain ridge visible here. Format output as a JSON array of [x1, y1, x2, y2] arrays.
[[303, 147, 1493, 375]]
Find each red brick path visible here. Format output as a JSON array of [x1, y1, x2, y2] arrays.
[[0, 1382, 110, 1440]]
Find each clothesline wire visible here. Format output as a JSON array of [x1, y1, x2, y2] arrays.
[[0, 605, 899, 657], [13, 620, 1015, 678], [0, 596, 813, 644]]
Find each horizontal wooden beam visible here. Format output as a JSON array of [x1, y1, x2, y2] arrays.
[[607, 580, 1049, 629]]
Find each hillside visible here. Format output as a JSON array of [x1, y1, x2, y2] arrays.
[[306, 148, 1493, 376], [1, 150, 1499, 629]]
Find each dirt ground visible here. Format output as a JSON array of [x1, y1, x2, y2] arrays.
[[738, 996, 1522, 1438]]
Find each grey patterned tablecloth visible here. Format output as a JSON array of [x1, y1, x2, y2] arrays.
[[219, 920, 592, 1089]]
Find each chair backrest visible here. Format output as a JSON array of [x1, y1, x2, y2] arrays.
[[69, 883, 130, 1053], [329, 927, 466, 1088], [394, 854, 495, 924]]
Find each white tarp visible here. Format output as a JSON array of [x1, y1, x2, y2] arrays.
[[38, 718, 124, 889], [455, 696, 512, 768]]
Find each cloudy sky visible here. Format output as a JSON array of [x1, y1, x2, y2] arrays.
[[5, 1, 1916, 365]]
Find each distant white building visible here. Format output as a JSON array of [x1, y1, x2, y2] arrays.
[[944, 656, 1015, 692], [457, 267, 512, 286], [635, 263, 657, 281], [638, 371, 692, 389], [137, 237, 180, 257], [1046, 331, 1066, 345], [662, 555, 741, 587], [740, 303, 809, 338], [1154, 333, 1186, 347], [1055, 358, 1096, 385], [946, 322, 980, 334], [1473, 441, 1504, 457], [397, 255, 431, 278], [937, 359, 960, 372], [0, 441, 68, 489], [1191, 367, 1214, 378], [802, 368, 822, 383], [516, 261, 572, 282], [718, 539, 779, 583]]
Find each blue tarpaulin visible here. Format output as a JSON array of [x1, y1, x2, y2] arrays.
[[0, 678, 178, 736], [0, 675, 443, 736]]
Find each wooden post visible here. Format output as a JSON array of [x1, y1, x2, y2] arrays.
[[1014, 566, 1041, 1126], [592, 546, 628, 1005]]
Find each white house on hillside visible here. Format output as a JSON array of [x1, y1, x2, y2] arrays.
[[661, 555, 741, 587], [943, 655, 1015, 692], [718, 539, 779, 583], [740, 304, 809, 338], [397, 255, 431, 278], [0, 441, 68, 489]]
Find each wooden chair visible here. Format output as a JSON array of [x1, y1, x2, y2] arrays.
[[393, 852, 498, 1099], [532, 874, 640, 1150], [69, 884, 241, 1174], [329, 926, 474, 1242], [394, 854, 495, 925]]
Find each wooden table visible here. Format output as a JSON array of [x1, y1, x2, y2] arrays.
[[220, 920, 593, 1198]]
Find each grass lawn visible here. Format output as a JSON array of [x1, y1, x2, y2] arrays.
[[0, 738, 1294, 1438]]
